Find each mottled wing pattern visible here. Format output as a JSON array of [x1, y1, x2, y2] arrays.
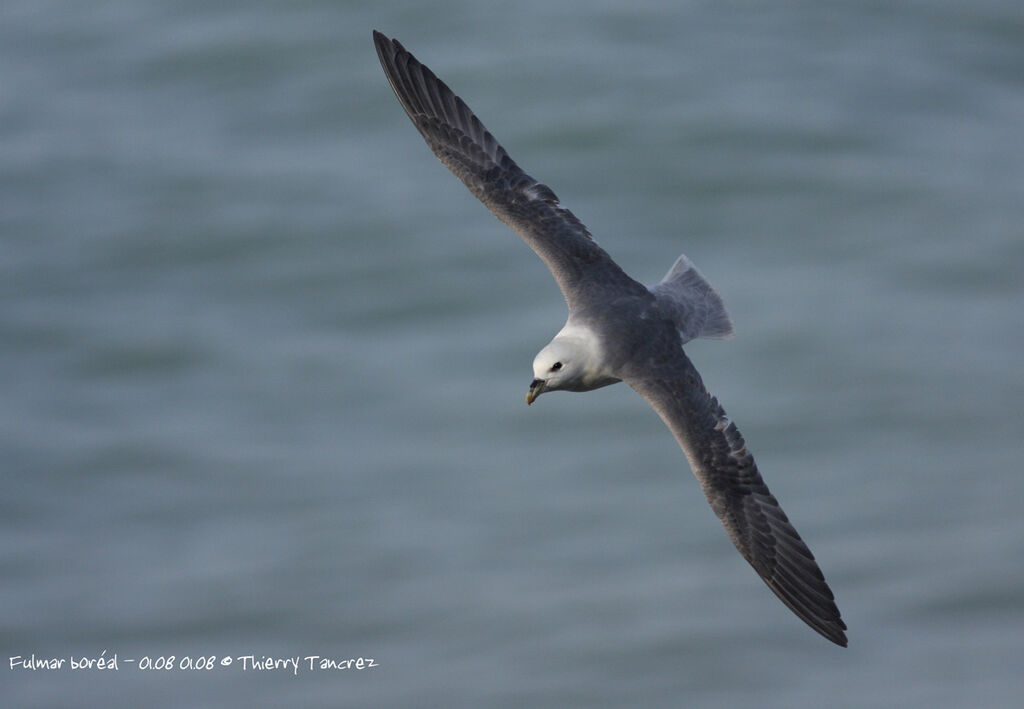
[[373, 31, 645, 308], [624, 352, 848, 646]]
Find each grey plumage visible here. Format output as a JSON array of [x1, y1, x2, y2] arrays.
[[373, 31, 645, 311], [373, 30, 847, 647], [651, 254, 734, 343]]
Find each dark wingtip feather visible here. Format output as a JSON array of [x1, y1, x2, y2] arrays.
[[371, 30, 391, 64]]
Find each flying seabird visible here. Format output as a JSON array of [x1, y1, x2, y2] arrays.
[[373, 30, 847, 646]]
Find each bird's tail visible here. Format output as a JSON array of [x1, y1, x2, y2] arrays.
[[649, 254, 734, 342]]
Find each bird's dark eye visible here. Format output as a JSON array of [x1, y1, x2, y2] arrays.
[[551, 362, 562, 372]]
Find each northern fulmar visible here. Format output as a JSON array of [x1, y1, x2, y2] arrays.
[[373, 30, 847, 646]]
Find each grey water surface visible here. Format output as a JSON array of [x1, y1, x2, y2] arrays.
[[3, 1, 1023, 707]]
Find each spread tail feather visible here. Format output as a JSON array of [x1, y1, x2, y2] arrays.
[[649, 254, 734, 342]]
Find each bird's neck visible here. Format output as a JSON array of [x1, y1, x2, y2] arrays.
[[554, 323, 620, 391]]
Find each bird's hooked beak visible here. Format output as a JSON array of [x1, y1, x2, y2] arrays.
[[526, 378, 546, 405]]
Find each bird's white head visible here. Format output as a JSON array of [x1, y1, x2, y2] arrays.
[[525, 325, 617, 404], [527, 338, 584, 404]]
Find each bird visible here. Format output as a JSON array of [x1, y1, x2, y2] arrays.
[[373, 30, 847, 647]]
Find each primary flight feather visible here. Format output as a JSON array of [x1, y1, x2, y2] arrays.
[[373, 30, 847, 646]]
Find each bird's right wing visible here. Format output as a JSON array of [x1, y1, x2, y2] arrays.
[[373, 31, 646, 309]]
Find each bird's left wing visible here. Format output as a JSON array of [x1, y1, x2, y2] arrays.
[[623, 354, 848, 646]]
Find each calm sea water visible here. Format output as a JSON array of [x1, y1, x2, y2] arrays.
[[3, 1, 1023, 707]]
